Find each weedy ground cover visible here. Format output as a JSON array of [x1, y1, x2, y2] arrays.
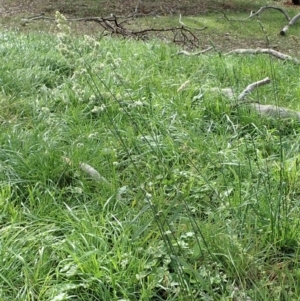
[[1, 9, 300, 301]]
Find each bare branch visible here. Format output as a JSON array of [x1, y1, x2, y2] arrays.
[[211, 78, 300, 121], [134, 0, 142, 15], [210, 79, 270, 102], [130, 25, 205, 47], [21, 13, 205, 49], [249, 103, 300, 120], [221, 5, 299, 37], [288, 12, 300, 24], [179, 14, 207, 31], [177, 47, 213, 56], [226, 48, 300, 64], [280, 25, 289, 36], [220, 5, 290, 22], [280, 12, 300, 35], [237, 77, 271, 101], [249, 5, 291, 21]]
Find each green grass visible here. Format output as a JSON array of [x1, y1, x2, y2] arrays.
[[1, 11, 300, 301]]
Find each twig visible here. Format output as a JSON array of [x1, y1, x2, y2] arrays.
[[177, 47, 213, 56], [133, 0, 141, 15], [237, 77, 271, 101], [127, 10, 159, 18], [226, 48, 300, 64], [179, 14, 207, 31], [132, 25, 203, 48], [21, 13, 53, 25]]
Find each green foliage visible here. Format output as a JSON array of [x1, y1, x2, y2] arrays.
[[1, 11, 300, 300]]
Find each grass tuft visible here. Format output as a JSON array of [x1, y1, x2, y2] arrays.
[[1, 9, 300, 300]]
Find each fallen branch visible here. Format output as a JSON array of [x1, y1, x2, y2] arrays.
[[21, 13, 205, 48], [237, 77, 271, 101], [133, 0, 142, 15], [177, 47, 213, 56], [220, 5, 290, 22], [131, 25, 203, 48], [280, 13, 300, 35], [249, 6, 291, 21], [179, 14, 207, 31], [212, 78, 300, 121], [222, 5, 300, 36], [210, 78, 270, 102], [249, 103, 300, 120], [226, 48, 300, 64]]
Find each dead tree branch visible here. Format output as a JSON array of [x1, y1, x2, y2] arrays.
[[177, 47, 213, 56], [280, 13, 300, 35], [221, 5, 300, 36], [212, 78, 300, 120], [130, 25, 204, 48], [251, 7, 300, 36], [238, 79, 300, 120], [249, 103, 300, 120], [21, 13, 205, 49], [249, 5, 291, 21], [133, 0, 142, 15], [237, 77, 271, 101], [226, 48, 300, 64], [220, 5, 290, 22], [179, 14, 207, 31]]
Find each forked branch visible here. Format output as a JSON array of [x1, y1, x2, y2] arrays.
[[21, 13, 206, 48], [217, 77, 300, 120]]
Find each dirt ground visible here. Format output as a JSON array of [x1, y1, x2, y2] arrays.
[[0, 0, 273, 18], [0, 0, 204, 17], [0, 0, 299, 55]]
